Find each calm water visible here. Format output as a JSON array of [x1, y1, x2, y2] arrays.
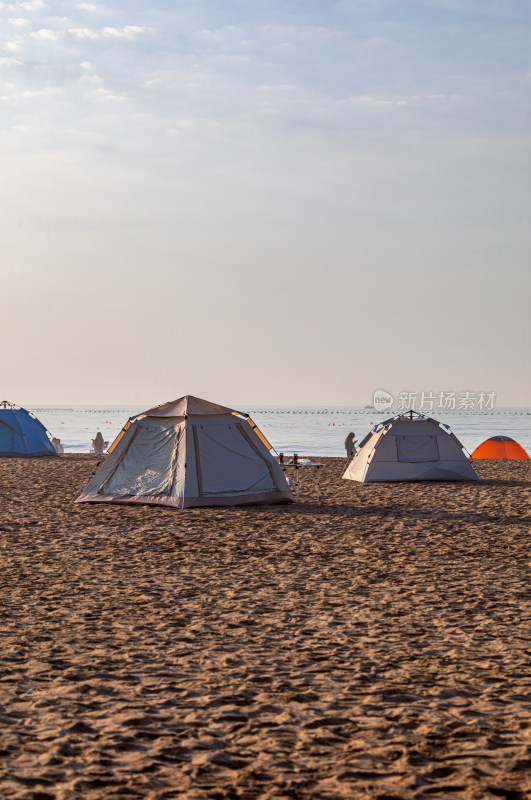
[[31, 405, 531, 457]]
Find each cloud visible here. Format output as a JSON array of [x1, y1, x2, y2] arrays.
[[68, 27, 99, 39], [348, 94, 456, 108], [259, 84, 297, 92], [10, 123, 43, 135], [79, 73, 102, 85], [256, 23, 342, 43], [101, 26, 146, 39], [0, 57, 23, 67], [298, 25, 343, 42], [255, 107, 280, 117], [92, 87, 125, 101], [20, 87, 62, 98], [350, 95, 410, 107], [8, 17, 30, 28], [19, 0, 45, 10], [67, 25, 148, 41], [4, 41, 23, 53], [30, 28, 60, 42], [75, 3, 104, 11]]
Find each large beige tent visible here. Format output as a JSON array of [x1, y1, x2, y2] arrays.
[[343, 411, 480, 483], [76, 395, 295, 508]]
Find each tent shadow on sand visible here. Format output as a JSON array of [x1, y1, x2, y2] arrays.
[[472, 477, 531, 489], [319, 502, 531, 528]]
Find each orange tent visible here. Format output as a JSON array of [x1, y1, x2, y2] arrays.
[[471, 436, 530, 460]]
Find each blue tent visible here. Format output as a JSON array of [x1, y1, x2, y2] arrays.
[[0, 402, 57, 457]]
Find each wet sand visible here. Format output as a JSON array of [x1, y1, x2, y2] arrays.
[[0, 455, 529, 800]]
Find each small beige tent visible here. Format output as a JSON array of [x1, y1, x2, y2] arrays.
[[343, 411, 480, 483], [76, 395, 295, 508]]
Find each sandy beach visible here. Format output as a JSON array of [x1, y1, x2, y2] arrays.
[[0, 454, 529, 800]]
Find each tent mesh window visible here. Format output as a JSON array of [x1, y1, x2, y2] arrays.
[[396, 435, 439, 463]]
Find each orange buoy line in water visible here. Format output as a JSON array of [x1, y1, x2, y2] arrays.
[[470, 436, 530, 459]]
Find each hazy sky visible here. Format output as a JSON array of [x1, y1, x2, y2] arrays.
[[1, 0, 529, 406]]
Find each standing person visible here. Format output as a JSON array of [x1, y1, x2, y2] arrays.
[[345, 432, 358, 458], [91, 432, 108, 455]]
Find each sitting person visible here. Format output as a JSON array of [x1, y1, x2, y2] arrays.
[[51, 437, 64, 454], [91, 431, 108, 455], [344, 431, 358, 458]]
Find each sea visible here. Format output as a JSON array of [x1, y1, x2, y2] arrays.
[[30, 405, 531, 457]]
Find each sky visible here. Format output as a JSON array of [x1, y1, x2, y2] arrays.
[[1, 0, 530, 407]]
